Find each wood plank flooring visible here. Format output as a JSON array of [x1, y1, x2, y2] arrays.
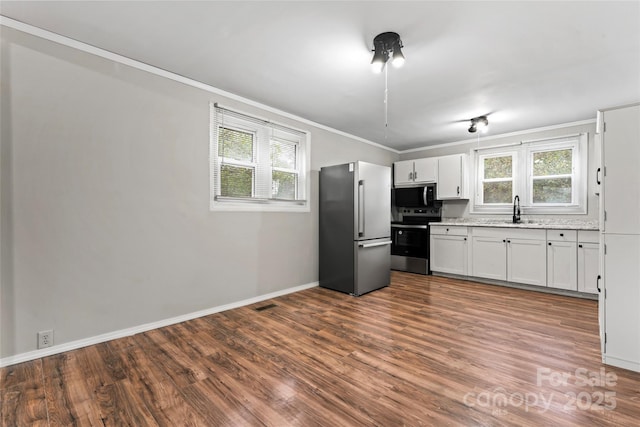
[[2, 272, 640, 426]]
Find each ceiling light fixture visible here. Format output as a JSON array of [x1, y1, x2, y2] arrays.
[[468, 115, 489, 133], [370, 31, 405, 138], [371, 32, 405, 74]]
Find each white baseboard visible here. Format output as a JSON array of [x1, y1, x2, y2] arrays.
[[0, 282, 318, 368]]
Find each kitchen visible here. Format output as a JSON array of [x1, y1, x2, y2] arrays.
[[1, 1, 640, 425]]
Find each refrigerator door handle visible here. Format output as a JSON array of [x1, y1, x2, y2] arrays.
[[359, 240, 392, 248], [358, 180, 365, 236]]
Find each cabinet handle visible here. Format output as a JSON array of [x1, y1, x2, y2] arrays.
[[457, 186, 460, 195], [446, 228, 449, 232], [548, 242, 552, 246], [507, 240, 511, 243], [502, 239, 506, 243], [409, 172, 413, 181], [578, 244, 583, 248], [560, 233, 564, 237], [414, 171, 418, 180], [597, 275, 601, 293], [463, 237, 467, 241], [596, 167, 601, 185]]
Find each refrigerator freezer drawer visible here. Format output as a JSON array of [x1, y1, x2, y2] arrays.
[[354, 239, 391, 296]]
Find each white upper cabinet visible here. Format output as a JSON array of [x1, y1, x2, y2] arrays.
[[412, 158, 438, 184], [600, 104, 640, 234], [394, 160, 416, 186], [437, 154, 469, 199], [393, 158, 437, 186]]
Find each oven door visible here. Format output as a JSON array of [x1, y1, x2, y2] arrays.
[[391, 224, 429, 259]]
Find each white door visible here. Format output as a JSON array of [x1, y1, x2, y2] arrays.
[[603, 234, 640, 371], [413, 157, 437, 183], [437, 155, 462, 199], [602, 105, 640, 234], [393, 160, 415, 186], [507, 238, 547, 286], [430, 235, 467, 275], [578, 242, 599, 294], [471, 236, 506, 280], [547, 241, 577, 290]]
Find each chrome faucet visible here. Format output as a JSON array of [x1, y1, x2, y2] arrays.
[[513, 195, 521, 223]]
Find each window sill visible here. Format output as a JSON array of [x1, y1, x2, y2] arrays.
[[210, 199, 310, 213]]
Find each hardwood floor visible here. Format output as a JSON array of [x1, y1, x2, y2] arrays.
[[2, 272, 640, 426]]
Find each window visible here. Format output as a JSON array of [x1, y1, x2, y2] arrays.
[[219, 127, 256, 198], [270, 138, 298, 200], [472, 134, 587, 214], [479, 153, 515, 204], [530, 147, 574, 205], [210, 104, 309, 211]]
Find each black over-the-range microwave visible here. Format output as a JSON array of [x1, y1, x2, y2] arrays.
[[392, 184, 440, 208]]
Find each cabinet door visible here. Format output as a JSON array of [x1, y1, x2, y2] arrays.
[[603, 234, 640, 372], [602, 105, 640, 234], [547, 241, 577, 290], [471, 236, 506, 280], [393, 160, 415, 186], [437, 154, 468, 199], [413, 157, 437, 183], [430, 235, 467, 275], [507, 238, 547, 286], [578, 242, 599, 294]]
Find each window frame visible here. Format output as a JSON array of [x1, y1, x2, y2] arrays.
[[471, 134, 587, 215], [478, 152, 516, 206], [217, 124, 258, 199], [270, 136, 300, 201], [210, 104, 310, 212]]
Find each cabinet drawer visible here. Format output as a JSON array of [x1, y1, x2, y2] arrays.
[[430, 225, 467, 236], [472, 227, 545, 240], [578, 230, 599, 243], [547, 229, 577, 242]]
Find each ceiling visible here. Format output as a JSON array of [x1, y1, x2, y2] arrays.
[[1, 1, 639, 151]]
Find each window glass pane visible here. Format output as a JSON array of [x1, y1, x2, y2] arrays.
[[484, 156, 512, 179], [271, 139, 297, 169], [220, 165, 253, 197], [272, 171, 297, 200], [219, 127, 254, 162], [533, 177, 572, 203], [483, 181, 512, 204], [533, 149, 572, 176]]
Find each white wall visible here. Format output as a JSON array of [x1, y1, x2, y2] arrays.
[[0, 26, 397, 359], [399, 122, 599, 220]]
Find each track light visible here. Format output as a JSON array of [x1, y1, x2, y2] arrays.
[[468, 116, 489, 133], [371, 32, 405, 73]]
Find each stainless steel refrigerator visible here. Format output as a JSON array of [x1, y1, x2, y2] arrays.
[[319, 161, 392, 296]]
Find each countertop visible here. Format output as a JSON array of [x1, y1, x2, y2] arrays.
[[434, 218, 599, 231]]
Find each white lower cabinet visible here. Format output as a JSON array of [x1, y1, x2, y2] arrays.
[[470, 227, 547, 287], [430, 224, 600, 295], [577, 231, 600, 294], [470, 235, 506, 280], [508, 238, 548, 286], [547, 230, 577, 291], [602, 234, 640, 372], [430, 226, 468, 275]]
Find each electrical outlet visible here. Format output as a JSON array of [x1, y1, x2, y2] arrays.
[[37, 330, 54, 349]]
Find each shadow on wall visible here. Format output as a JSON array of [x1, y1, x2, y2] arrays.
[[1, 35, 16, 358]]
